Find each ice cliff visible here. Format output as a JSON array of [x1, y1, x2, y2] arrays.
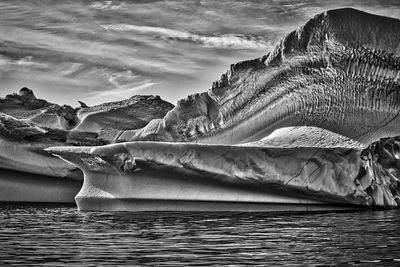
[[125, 8, 400, 145]]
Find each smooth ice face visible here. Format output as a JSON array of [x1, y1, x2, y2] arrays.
[[126, 8, 400, 145]]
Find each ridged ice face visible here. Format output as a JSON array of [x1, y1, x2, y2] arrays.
[[298, 44, 400, 143], [124, 8, 400, 145]]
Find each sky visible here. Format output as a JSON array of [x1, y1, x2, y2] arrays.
[[0, 0, 399, 106]]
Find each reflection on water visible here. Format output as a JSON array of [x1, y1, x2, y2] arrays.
[[0, 204, 399, 266]]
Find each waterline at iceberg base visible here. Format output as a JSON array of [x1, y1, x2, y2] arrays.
[[47, 127, 400, 212]]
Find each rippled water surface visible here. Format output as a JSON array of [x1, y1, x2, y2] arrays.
[[0, 205, 399, 266]]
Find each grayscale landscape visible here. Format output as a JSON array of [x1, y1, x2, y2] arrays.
[[0, 0, 399, 265]]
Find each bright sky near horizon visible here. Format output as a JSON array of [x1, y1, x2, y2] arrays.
[[0, 0, 399, 107]]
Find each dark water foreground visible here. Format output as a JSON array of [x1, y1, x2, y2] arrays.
[[0, 204, 399, 266]]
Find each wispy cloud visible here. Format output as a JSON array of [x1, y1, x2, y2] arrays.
[[101, 24, 271, 50], [89, 1, 127, 11], [84, 69, 158, 101], [0, 55, 49, 69], [1, 0, 399, 107], [87, 81, 159, 103]]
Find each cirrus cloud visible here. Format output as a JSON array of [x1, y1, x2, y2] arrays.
[[101, 24, 271, 50]]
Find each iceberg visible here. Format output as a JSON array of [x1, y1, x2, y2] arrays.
[[47, 127, 399, 211], [3, 8, 400, 210]]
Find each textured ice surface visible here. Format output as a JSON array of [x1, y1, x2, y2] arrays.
[[128, 8, 400, 145], [47, 127, 399, 209], [3, 8, 400, 206]]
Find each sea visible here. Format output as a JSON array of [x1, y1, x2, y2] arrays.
[[1, 204, 400, 266]]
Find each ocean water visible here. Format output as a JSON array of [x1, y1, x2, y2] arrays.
[[0, 0, 399, 106], [1, 204, 399, 266]]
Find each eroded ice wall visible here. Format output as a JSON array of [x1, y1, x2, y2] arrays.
[[47, 127, 400, 209], [125, 8, 400, 145]]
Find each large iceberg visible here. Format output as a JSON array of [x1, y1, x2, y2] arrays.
[[2, 8, 400, 210]]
